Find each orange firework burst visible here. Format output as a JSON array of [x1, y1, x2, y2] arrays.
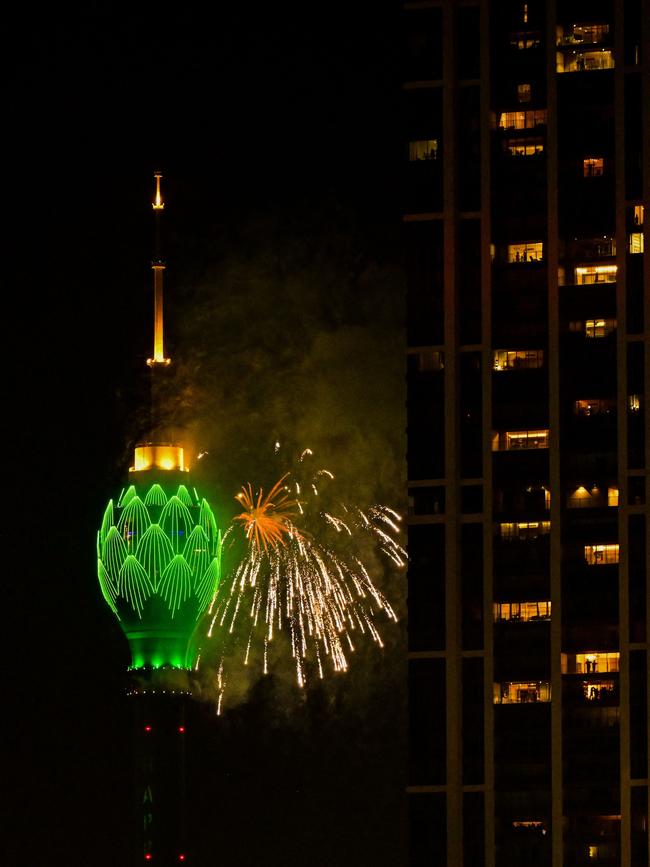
[[233, 474, 300, 551]]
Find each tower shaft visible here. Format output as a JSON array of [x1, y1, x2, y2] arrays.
[[152, 263, 167, 364]]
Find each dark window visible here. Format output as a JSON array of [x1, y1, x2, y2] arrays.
[[456, 6, 481, 80], [458, 221, 482, 345], [631, 786, 649, 865], [460, 350, 483, 477], [403, 8, 443, 82], [405, 221, 444, 346], [629, 515, 646, 642], [408, 524, 445, 651], [407, 353, 445, 480], [462, 523, 484, 649], [463, 659, 485, 783], [409, 792, 446, 866], [458, 87, 481, 211], [409, 659, 446, 785], [463, 791, 486, 867], [630, 650, 648, 779]]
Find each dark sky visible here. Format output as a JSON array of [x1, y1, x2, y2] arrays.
[[6, 4, 406, 865]]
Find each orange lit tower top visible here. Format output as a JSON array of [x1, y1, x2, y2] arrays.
[[139, 171, 184, 473], [147, 172, 170, 369]]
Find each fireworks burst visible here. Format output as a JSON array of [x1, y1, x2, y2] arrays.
[[232, 474, 301, 551], [206, 449, 405, 709]]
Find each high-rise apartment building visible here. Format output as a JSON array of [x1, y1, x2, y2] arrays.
[[404, 1, 649, 864]]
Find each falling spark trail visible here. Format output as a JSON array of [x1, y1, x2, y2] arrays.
[[207, 449, 405, 705]]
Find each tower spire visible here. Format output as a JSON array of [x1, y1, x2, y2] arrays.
[[147, 172, 170, 367]]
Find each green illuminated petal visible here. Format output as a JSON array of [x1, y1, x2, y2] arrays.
[[195, 557, 221, 614], [199, 499, 218, 543], [144, 484, 167, 507], [135, 524, 174, 590], [118, 555, 154, 618], [98, 559, 119, 616], [176, 485, 194, 507], [117, 496, 151, 547], [160, 496, 194, 553], [100, 500, 114, 545], [103, 526, 129, 584], [119, 485, 137, 507], [159, 555, 193, 616], [183, 525, 210, 579]]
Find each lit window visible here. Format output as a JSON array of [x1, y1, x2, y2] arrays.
[[568, 486, 602, 508], [512, 820, 547, 831], [557, 23, 611, 46], [628, 394, 641, 413], [570, 652, 620, 674], [409, 140, 439, 161], [583, 157, 604, 177], [584, 544, 619, 565], [573, 398, 615, 416], [494, 681, 551, 703], [411, 349, 444, 372], [507, 241, 543, 263], [575, 264, 617, 284], [131, 445, 187, 473], [582, 680, 617, 701], [567, 485, 617, 508], [517, 83, 532, 102], [493, 429, 549, 451], [633, 205, 644, 226], [499, 109, 547, 130], [588, 845, 599, 859], [493, 349, 544, 371], [584, 318, 616, 338], [510, 32, 541, 50], [522, 4, 528, 24], [629, 233, 644, 254], [557, 48, 614, 73], [499, 521, 551, 541], [494, 601, 551, 622], [504, 137, 544, 157]]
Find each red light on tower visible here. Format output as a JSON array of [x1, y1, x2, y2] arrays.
[[178, 855, 186, 862], [178, 726, 185, 733], [144, 725, 152, 733], [144, 854, 153, 861]]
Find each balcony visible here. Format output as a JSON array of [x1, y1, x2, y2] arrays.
[[562, 651, 620, 675], [493, 348, 544, 371], [493, 429, 549, 451], [494, 600, 551, 623], [584, 544, 619, 566], [494, 681, 551, 704], [557, 23, 611, 47], [566, 485, 618, 509], [575, 263, 617, 285], [556, 47, 614, 73], [564, 677, 619, 707]]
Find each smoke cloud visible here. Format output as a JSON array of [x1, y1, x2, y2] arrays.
[[142, 199, 407, 712]]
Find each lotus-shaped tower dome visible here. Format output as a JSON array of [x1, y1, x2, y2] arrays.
[[97, 460, 222, 670]]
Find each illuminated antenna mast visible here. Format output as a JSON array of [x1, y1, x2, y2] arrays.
[[147, 172, 171, 367]]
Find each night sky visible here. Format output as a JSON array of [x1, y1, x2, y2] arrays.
[[7, 4, 406, 866]]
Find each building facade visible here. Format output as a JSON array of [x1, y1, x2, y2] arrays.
[[404, 1, 649, 864]]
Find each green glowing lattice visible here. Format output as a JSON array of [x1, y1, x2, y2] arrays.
[[96, 480, 223, 669]]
